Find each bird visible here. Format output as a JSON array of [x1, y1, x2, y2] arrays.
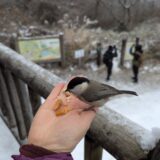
[[54, 76, 137, 116], [65, 76, 137, 107]]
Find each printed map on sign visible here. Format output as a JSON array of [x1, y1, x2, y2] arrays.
[[18, 37, 61, 62]]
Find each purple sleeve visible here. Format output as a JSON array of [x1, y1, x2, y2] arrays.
[[11, 145, 73, 160], [12, 153, 73, 160]]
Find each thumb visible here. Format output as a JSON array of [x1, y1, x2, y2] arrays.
[[43, 83, 65, 110]]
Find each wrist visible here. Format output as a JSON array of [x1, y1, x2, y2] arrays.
[[20, 144, 72, 158], [28, 135, 74, 153], [20, 144, 55, 158], [28, 138, 72, 153]]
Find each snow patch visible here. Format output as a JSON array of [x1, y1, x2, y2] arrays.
[[138, 130, 158, 150], [105, 90, 160, 150], [0, 118, 19, 160]]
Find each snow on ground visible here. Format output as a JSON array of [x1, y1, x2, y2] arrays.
[[0, 118, 19, 160], [106, 90, 160, 131], [1, 61, 160, 160], [106, 89, 160, 150]]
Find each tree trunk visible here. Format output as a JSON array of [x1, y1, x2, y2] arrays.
[[94, 0, 102, 19]]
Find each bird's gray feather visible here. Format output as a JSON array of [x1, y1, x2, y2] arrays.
[[81, 80, 120, 102]]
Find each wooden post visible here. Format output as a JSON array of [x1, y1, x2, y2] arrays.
[[28, 88, 41, 115], [0, 66, 17, 128], [0, 88, 7, 116], [84, 136, 103, 160], [87, 108, 149, 160], [59, 33, 65, 67], [148, 140, 160, 160], [0, 90, 3, 110], [3, 69, 27, 139], [96, 42, 102, 67], [14, 77, 33, 133], [120, 39, 127, 67]]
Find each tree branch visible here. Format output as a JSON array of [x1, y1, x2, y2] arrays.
[[118, 0, 139, 9], [100, 0, 123, 24]]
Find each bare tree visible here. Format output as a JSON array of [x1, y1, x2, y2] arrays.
[[94, 0, 104, 18], [119, 0, 138, 28], [60, 0, 160, 30], [99, 0, 140, 30]]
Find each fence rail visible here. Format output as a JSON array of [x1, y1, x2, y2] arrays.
[[0, 43, 159, 160]]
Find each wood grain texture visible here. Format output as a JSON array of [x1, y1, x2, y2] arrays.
[[84, 136, 102, 160], [0, 43, 159, 160], [3, 69, 27, 139], [0, 43, 62, 98], [14, 77, 33, 132], [0, 66, 17, 128]]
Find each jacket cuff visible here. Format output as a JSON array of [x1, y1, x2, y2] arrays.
[[20, 144, 71, 158]]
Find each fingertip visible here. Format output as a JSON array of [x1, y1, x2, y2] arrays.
[[55, 83, 66, 90], [49, 83, 65, 98]]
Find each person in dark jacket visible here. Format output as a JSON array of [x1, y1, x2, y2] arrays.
[[103, 45, 117, 81], [130, 38, 143, 83], [12, 83, 97, 160]]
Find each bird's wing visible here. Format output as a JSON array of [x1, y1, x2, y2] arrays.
[[81, 81, 119, 102]]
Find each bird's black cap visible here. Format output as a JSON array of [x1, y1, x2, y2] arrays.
[[66, 77, 90, 91]]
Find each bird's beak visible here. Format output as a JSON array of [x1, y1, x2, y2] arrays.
[[64, 89, 68, 92], [60, 84, 68, 93]]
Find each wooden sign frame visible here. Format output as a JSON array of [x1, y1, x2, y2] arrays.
[[16, 35, 65, 65]]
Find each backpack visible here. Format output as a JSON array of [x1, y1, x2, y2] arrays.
[[103, 51, 110, 63]]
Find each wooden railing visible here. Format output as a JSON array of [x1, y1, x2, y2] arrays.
[[0, 43, 159, 160]]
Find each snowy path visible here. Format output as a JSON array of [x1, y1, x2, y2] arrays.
[[0, 117, 19, 160]]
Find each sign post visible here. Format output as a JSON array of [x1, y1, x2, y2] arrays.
[[120, 39, 127, 68], [74, 49, 85, 67]]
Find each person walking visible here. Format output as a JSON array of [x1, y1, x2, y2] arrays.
[[130, 38, 143, 83], [103, 45, 117, 81]]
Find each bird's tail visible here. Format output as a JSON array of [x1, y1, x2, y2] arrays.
[[119, 90, 138, 96]]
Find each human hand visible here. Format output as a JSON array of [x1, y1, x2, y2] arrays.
[[28, 83, 97, 153]]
